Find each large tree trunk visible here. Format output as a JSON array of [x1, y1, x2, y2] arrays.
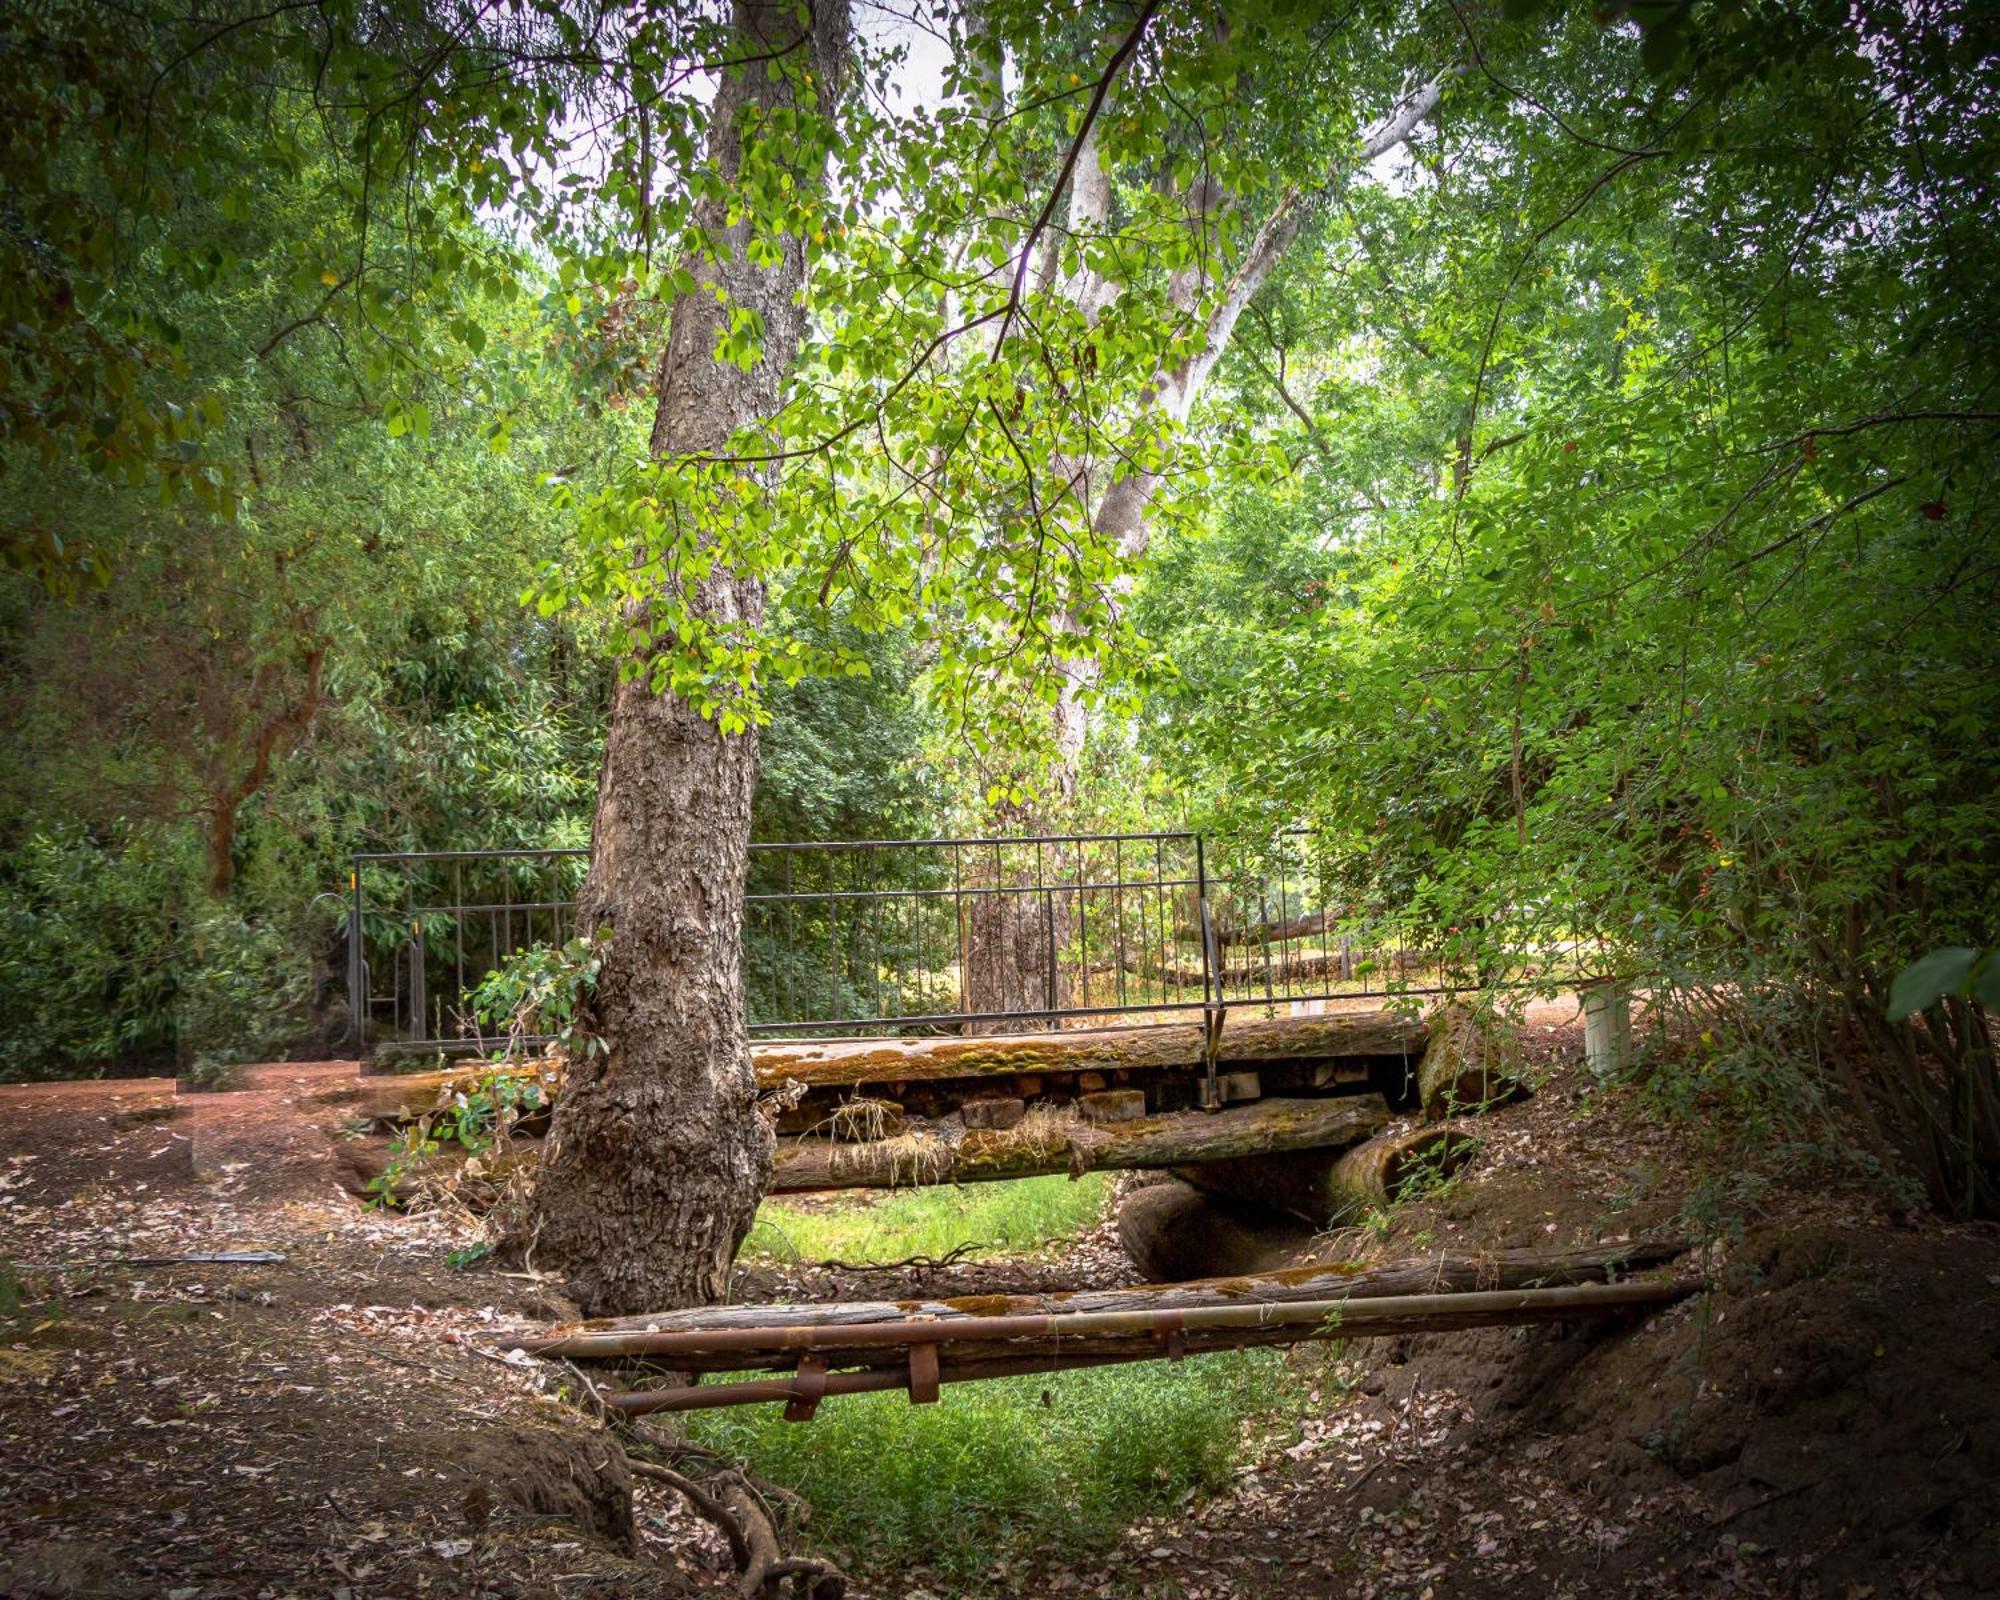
[[528, 1, 850, 1317], [961, 803, 1073, 1033]]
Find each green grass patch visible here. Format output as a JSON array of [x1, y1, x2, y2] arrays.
[[688, 1349, 1315, 1584], [742, 1173, 1113, 1265]]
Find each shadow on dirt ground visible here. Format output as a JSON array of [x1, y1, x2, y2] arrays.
[[4, 1024, 1997, 1599]]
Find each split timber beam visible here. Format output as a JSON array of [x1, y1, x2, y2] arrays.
[[325, 1010, 1427, 1126], [499, 1243, 1698, 1416], [510, 1241, 1689, 1354]]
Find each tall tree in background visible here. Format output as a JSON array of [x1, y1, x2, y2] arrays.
[[528, 0, 853, 1313]]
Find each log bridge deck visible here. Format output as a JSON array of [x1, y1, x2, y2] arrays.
[[329, 1009, 1431, 1193], [499, 1243, 1697, 1417]]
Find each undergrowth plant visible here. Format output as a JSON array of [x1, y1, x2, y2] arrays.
[[689, 1349, 1316, 1586], [465, 936, 604, 1062], [743, 1174, 1113, 1266], [368, 1070, 548, 1220]]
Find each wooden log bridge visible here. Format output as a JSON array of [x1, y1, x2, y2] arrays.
[[331, 1010, 1430, 1194], [346, 1011, 1424, 1115], [502, 1243, 1695, 1418]]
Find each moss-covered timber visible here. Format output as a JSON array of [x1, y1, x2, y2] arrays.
[[324, 1010, 1427, 1124], [1182, 1119, 1482, 1225], [1326, 1121, 1481, 1215], [505, 1240, 1690, 1365], [1416, 1004, 1522, 1119], [767, 1094, 1392, 1193]]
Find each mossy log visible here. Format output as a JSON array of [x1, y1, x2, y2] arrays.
[[1327, 1122, 1481, 1214], [1417, 1004, 1522, 1119], [507, 1240, 1690, 1367], [1181, 1120, 1481, 1225], [768, 1094, 1393, 1193], [323, 1011, 1428, 1125]]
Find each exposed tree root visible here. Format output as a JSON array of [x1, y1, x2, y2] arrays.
[[622, 1419, 846, 1598]]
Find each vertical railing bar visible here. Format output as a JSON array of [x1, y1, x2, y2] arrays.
[[1075, 837, 1089, 1014], [870, 847, 884, 1024], [953, 844, 966, 1022], [1259, 881, 1275, 1013], [1196, 833, 1210, 1009], [348, 859, 365, 1045], [1281, 834, 1293, 999], [454, 861, 467, 1040], [829, 853, 842, 1027], [1113, 837, 1127, 1012]]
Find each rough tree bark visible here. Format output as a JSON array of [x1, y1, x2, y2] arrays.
[[196, 629, 326, 896], [528, 0, 850, 1316]]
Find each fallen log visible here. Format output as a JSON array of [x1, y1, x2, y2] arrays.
[[1328, 1122, 1481, 1215], [768, 1094, 1393, 1193], [1417, 1004, 1521, 1119], [326, 1010, 1428, 1125], [1218, 909, 1336, 948], [1185, 1120, 1481, 1225], [592, 1279, 1699, 1411], [508, 1240, 1687, 1350]]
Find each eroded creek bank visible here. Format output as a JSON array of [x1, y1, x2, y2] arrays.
[[4, 1035, 1997, 1598]]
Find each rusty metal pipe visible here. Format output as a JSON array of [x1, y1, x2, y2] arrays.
[[609, 1352, 1147, 1416]]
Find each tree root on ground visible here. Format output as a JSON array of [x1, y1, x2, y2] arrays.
[[623, 1420, 845, 1599]]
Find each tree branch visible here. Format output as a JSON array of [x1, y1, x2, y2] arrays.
[[991, 0, 1163, 360]]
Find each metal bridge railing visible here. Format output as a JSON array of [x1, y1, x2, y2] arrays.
[[345, 832, 1588, 1050]]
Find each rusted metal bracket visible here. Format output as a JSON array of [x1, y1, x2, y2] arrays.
[[1155, 1309, 1187, 1363], [907, 1340, 940, 1404], [784, 1354, 829, 1422]]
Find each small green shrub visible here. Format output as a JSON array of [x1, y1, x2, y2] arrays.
[[689, 1349, 1312, 1584], [177, 907, 312, 1087], [368, 1069, 547, 1210], [466, 936, 603, 1060]]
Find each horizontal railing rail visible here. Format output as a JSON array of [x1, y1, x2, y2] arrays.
[[345, 832, 1596, 1051]]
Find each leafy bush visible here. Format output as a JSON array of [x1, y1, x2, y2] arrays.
[[689, 1350, 1312, 1584], [466, 936, 604, 1061], [176, 907, 313, 1087], [369, 1068, 549, 1216], [0, 829, 184, 1078]]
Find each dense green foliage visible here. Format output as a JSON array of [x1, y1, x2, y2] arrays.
[[2, 0, 1994, 1213], [1136, 1, 2000, 1210]]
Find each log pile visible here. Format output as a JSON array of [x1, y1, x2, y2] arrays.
[[501, 1243, 1695, 1415]]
